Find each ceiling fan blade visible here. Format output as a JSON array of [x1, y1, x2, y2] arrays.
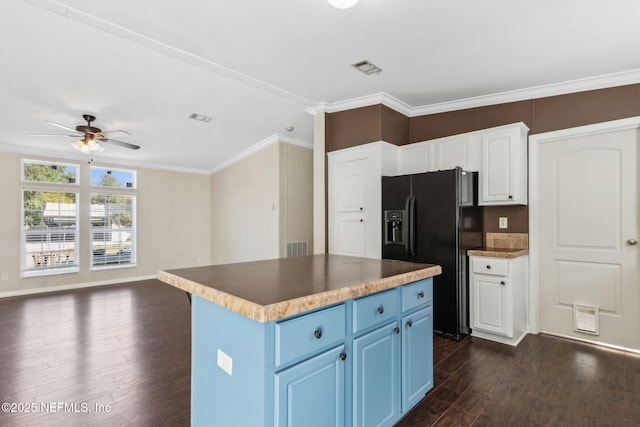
[[97, 137, 140, 150], [27, 133, 82, 137], [100, 129, 131, 136], [45, 121, 78, 133]]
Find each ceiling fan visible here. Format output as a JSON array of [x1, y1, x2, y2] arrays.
[[30, 114, 140, 153]]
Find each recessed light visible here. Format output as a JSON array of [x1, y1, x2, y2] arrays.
[[351, 60, 383, 75], [285, 126, 294, 132], [189, 113, 213, 122]]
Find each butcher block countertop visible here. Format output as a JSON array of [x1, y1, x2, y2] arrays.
[[158, 254, 441, 322]]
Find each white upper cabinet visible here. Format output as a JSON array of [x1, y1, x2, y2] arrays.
[[398, 134, 481, 174], [433, 135, 482, 172], [326, 123, 529, 259], [478, 123, 529, 205], [400, 143, 431, 174]]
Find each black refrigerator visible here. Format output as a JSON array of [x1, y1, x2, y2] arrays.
[[381, 167, 483, 340]]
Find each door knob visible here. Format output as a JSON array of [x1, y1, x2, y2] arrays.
[[628, 239, 638, 246]]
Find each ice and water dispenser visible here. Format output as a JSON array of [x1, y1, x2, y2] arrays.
[[384, 210, 406, 245]]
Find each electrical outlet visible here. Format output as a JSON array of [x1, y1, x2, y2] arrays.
[[1, 273, 8, 281], [499, 217, 508, 229], [217, 349, 233, 376]]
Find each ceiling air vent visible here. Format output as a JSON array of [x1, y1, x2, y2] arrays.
[[351, 60, 383, 75], [188, 113, 213, 123]]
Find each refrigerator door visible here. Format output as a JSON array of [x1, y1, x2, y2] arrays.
[[411, 169, 464, 339], [381, 175, 411, 261]]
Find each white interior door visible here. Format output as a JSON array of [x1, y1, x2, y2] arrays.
[[535, 120, 639, 350]]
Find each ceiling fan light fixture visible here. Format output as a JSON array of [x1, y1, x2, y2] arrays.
[[327, 0, 359, 9], [72, 136, 104, 154]]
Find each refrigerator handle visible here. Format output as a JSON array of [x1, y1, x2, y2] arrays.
[[406, 196, 416, 258]]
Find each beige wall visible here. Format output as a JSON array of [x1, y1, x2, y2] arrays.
[[0, 151, 212, 295], [312, 112, 326, 254], [279, 143, 313, 258], [210, 143, 280, 264], [210, 141, 313, 265], [0, 139, 312, 296]]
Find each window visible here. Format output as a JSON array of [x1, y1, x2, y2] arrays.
[[90, 167, 136, 268], [23, 161, 78, 184], [22, 161, 79, 276]]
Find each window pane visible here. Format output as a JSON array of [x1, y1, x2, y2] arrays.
[[23, 161, 78, 184], [90, 167, 136, 188], [23, 191, 78, 272], [91, 193, 135, 267]]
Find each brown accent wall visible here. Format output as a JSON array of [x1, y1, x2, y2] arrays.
[[381, 106, 410, 146], [483, 206, 529, 234], [324, 83, 640, 238], [409, 108, 477, 142], [325, 105, 382, 152], [325, 104, 410, 151], [531, 84, 640, 133], [406, 83, 640, 143]]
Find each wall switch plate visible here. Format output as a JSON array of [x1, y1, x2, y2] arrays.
[[499, 217, 508, 229], [217, 349, 233, 376]]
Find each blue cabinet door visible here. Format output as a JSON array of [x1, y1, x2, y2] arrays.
[[274, 345, 346, 427], [401, 306, 433, 412], [353, 322, 400, 427]]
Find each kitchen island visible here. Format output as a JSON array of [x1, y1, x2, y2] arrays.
[[158, 254, 441, 427]]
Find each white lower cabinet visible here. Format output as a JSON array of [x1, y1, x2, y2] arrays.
[[470, 255, 528, 346]]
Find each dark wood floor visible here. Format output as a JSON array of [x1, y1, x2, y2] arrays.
[[1, 280, 639, 426], [0, 280, 191, 426], [398, 332, 640, 426]]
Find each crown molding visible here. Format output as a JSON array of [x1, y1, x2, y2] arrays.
[[0, 133, 312, 176], [314, 68, 640, 117], [306, 93, 413, 116], [0, 142, 211, 175], [209, 134, 312, 174]]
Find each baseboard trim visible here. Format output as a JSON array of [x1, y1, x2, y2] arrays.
[[0, 275, 157, 299], [540, 331, 640, 355]]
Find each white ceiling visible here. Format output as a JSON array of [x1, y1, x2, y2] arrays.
[[2, 0, 640, 173]]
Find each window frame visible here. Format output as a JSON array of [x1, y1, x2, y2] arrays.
[[21, 160, 81, 278], [89, 166, 137, 270]]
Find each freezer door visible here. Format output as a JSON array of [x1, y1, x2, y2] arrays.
[[381, 175, 411, 261]]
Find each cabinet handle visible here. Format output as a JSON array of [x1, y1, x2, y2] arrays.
[[486, 265, 491, 270], [359, 207, 363, 211], [500, 281, 506, 286], [417, 291, 425, 299], [377, 305, 384, 314], [359, 219, 364, 222], [313, 328, 323, 339], [508, 195, 513, 199], [406, 320, 413, 327], [393, 326, 400, 334], [339, 352, 347, 361]]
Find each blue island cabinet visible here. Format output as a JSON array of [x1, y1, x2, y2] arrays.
[[190, 277, 433, 427]]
